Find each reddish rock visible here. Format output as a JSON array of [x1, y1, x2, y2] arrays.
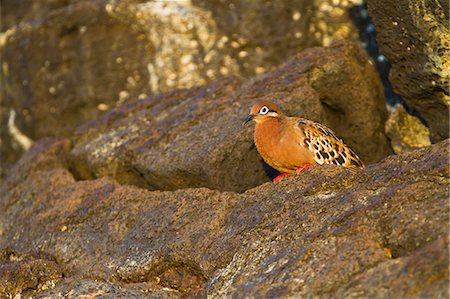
[[0, 250, 62, 297], [0, 136, 448, 298], [70, 41, 392, 193], [0, 0, 361, 179]]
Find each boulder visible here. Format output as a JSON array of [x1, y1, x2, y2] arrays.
[[69, 40, 392, 193], [385, 104, 431, 154], [0, 0, 361, 178], [366, 0, 450, 141], [0, 135, 448, 298]]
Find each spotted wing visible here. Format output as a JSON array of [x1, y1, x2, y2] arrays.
[[297, 119, 364, 168]]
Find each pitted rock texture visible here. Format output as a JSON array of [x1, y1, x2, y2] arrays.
[[366, 0, 450, 141], [0, 136, 448, 298], [385, 104, 431, 154], [0, 250, 62, 297], [32, 279, 182, 299], [69, 40, 392, 193], [0, 0, 361, 178]]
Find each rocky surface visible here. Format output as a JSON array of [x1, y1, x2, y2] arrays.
[[69, 40, 391, 193], [385, 104, 431, 154], [1, 1, 448, 297], [366, 0, 450, 142], [0, 135, 448, 298], [0, 0, 362, 179], [0, 250, 62, 297]]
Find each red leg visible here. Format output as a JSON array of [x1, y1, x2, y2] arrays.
[[295, 164, 312, 174], [273, 173, 289, 182]]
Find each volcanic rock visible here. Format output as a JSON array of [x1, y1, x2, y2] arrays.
[[0, 0, 362, 178], [0, 136, 448, 298], [385, 104, 431, 154], [69, 40, 392, 193], [366, 0, 450, 141]]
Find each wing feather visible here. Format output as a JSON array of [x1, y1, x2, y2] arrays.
[[296, 119, 364, 168]]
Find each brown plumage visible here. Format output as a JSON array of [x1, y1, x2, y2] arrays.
[[243, 100, 364, 179]]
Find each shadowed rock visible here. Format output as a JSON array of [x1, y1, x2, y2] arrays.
[[69, 40, 392, 193], [366, 0, 450, 141], [1, 2, 448, 298], [0, 0, 361, 179], [0, 136, 448, 298]]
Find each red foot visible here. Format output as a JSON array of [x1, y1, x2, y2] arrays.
[[295, 164, 312, 174], [273, 173, 289, 182]]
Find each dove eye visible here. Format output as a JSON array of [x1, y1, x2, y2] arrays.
[[259, 106, 269, 115]]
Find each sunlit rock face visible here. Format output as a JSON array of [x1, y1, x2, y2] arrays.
[[68, 41, 391, 193], [1, 2, 449, 297], [385, 105, 431, 154], [0, 0, 362, 178], [366, 0, 450, 142], [0, 136, 448, 298]]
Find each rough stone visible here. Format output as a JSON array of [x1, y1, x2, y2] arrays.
[[385, 104, 432, 154], [0, 136, 448, 298], [366, 0, 450, 141], [33, 278, 182, 299], [69, 40, 392, 193], [0, 250, 62, 297], [0, 0, 362, 179]]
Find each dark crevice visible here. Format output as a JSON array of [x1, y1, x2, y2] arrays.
[[348, 3, 429, 128], [262, 158, 282, 181]]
